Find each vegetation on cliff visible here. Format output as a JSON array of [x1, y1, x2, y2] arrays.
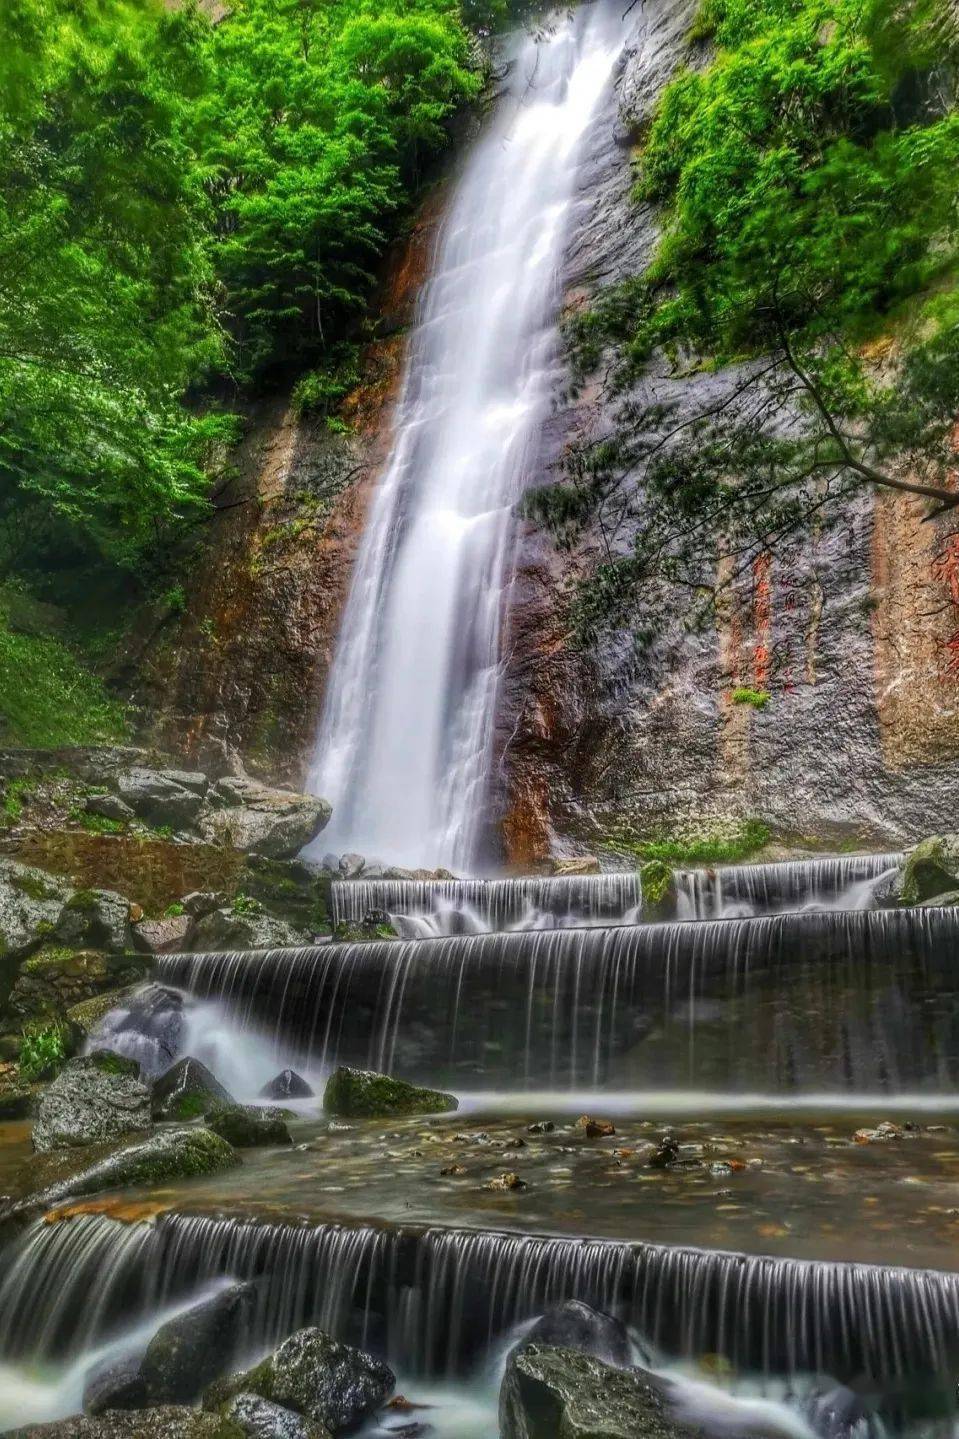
[[0, 0, 482, 742], [530, 0, 959, 638]]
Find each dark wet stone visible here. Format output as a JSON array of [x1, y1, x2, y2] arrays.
[[260, 1070, 314, 1100], [92, 984, 185, 1078], [499, 1345, 701, 1439], [32, 1052, 149, 1153], [153, 1057, 233, 1121], [527, 1121, 554, 1134], [221, 1393, 331, 1438], [141, 1281, 259, 1404], [84, 1350, 148, 1414], [204, 1327, 394, 1432], [648, 1136, 680, 1169], [323, 1066, 456, 1119], [208, 1104, 293, 1148], [520, 1301, 632, 1367]]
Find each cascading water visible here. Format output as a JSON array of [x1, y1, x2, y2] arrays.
[[306, 4, 625, 872]]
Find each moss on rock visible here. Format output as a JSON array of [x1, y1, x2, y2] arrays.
[[900, 835, 959, 906], [323, 1065, 457, 1118]]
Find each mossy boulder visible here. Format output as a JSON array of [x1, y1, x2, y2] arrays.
[[218, 1394, 330, 1439], [900, 835, 959, 906], [203, 1327, 394, 1433], [4, 1124, 238, 1216], [639, 861, 675, 921], [66, 987, 135, 1039], [152, 1056, 233, 1121], [499, 1345, 702, 1439], [323, 1065, 457, 1118], [207, 1104, 293, 1148], [32, 1051, 150, 1152]]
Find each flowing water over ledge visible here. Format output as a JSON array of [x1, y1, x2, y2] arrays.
[[155, 906, 959, 1092], [329, 853, 899, 934]]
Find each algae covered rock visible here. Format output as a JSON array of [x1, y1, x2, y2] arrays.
[[6, 1406, 244, 1438], [220, 1394, 331, 1439], [900, 835, 959, 906], [141, 1282, 259, 1404], [32, 1052, 150, 1152], [152, 1056, 233, 1120], [204, 1327, 394, 1432], [190, 906, 309, 953], [323, 1066, 457, 1118], [208, 1104, 293, 1148], [499, 1345, 700, 1439], [6, 1125, 238, 1215]]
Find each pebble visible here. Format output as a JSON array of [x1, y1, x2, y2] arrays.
[[528, 1120, 555, 1134], [578, 1115, 616, 1138], [486, 1171, 527, 1191]]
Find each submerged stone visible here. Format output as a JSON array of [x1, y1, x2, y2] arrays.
[[32, 1052, 150, 1153], [207, 1104, 293, 1148], [204, 1328, 393, 1432], [499, 1345, 701, 1439], [323, 1066, 456, 1119], [5, 1125, 238, 1216], [153, 1056, 233, 1121], [141, 1281, 259, 1404]]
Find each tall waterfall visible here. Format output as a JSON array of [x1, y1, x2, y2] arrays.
[[307, 5, 624, 871]]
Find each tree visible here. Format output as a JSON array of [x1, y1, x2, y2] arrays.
[[530, 0, 959, 638]]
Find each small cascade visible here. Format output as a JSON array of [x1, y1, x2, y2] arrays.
[[2, 1214, 958, 1389], [674, 854, 902, 921], [155, 907, 959, 1091], [331, 873, 643, 934]]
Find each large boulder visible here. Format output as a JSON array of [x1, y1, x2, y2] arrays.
[[190, 906, 308, 953], [84, 1350, 148, 1414], [5, 1125, 238, 1216], [899, 835, 959, 906], [7, 949, 148, 1027], [207, 1104, 292, 1148], [133, 914, 193, 954], [198, 777, 331, 860], [152, 1057, 233, 1121], [499, 1346, 701, 1439], [91, 985, 185, 1077], [141, 1282, 259, 1404], [220, 1394, 331, 1439], [32, 1052, 151, 1152], [203, 1327, 394, 1433], [116, 768, 206, 829], [323, 1066, 457, 1119], [519, 1302, 632, 1368], [0, 860, 73, 1003], [6, 1407, 243, 1438]]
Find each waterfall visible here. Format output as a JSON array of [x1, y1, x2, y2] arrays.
[[674, 854, 902, 921], [155, 906, 959, 1091], [3, 1214, 958, 1388], [330, 872, 644, 932], [306, 3, 625, 872]]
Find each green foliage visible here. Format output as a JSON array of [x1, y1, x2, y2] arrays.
[[198, 0, 479, 380], [73, 809, 127, 836], [730, 686, 770, 708], [639, 859, 674, 907], [163, 585, 188, 616], [164, 902, 186, 917], [550, 0, 959, 637], [0, 605, 127, 747], [2, 778, 34, 825], [611, 818, 771, 866], [19, 1021, 68, 1082], [231, 892, 263, 916]]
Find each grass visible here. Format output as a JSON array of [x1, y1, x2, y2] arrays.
[[19, 1021, 68, 1082], [610, 817, 771, 868], [0, 608, 128, 748]]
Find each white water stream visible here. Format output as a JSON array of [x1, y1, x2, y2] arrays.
[[307, 4, 624, 871]]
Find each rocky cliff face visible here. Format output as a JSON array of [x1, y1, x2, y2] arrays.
[[138, 193, 447, 788], [496, 0, 959, 863]]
